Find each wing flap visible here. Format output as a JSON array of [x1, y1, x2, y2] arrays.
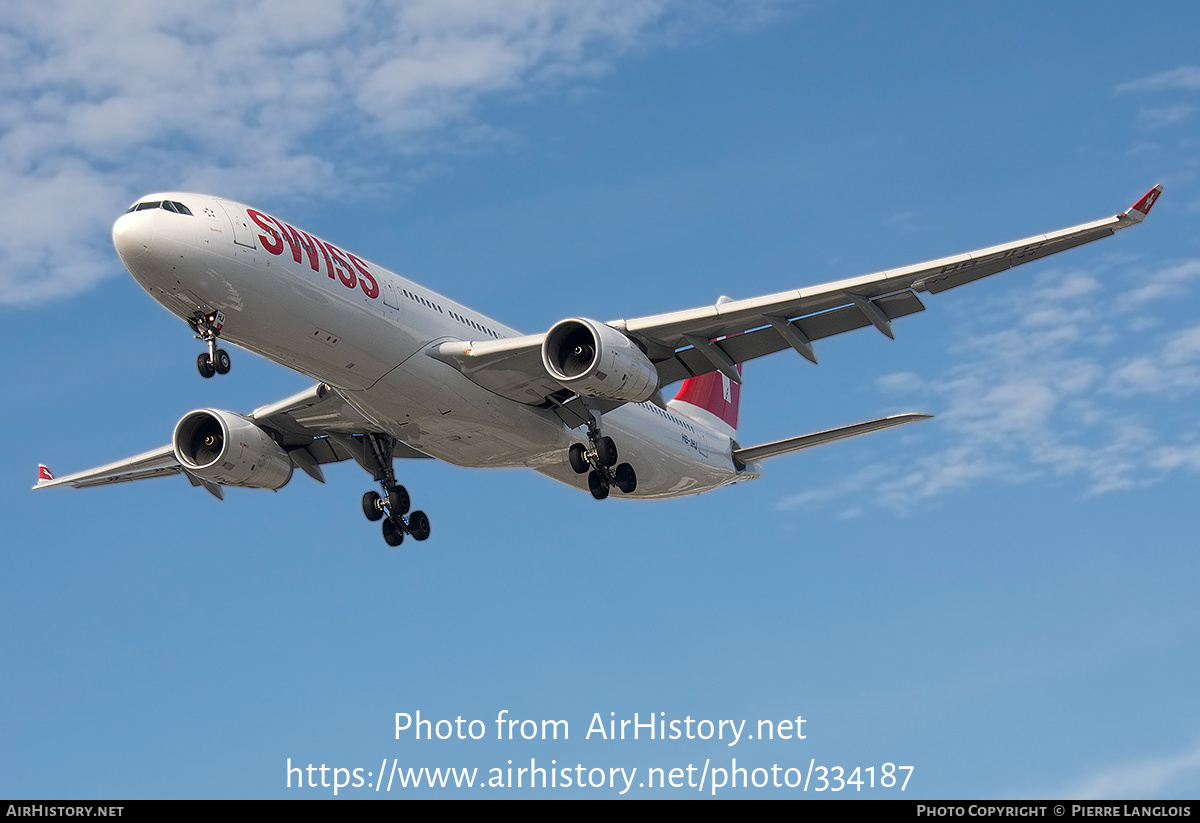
[[251, 382, 381, 442], [655, 291, 927, 385], [426, 337, 561, 404]]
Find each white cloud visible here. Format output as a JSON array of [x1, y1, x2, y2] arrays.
[[1105, 356, 1199, 396], [1152, 442, 1200, 473], [1103, 323, 1200, 398], [1043, 743, 1200, 799], [876, 371, 925, 393], [776, 260, 1200, 513], [0, 0, 786, 305], [1163, 325, 1200, 363], [1117, 65, 1200, 93], [1124, 260, 1200, 306], [1137, 104, 1196, 128], [775, 464, 893, 513]]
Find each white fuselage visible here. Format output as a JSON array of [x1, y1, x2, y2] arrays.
[[112, 193, 754, 498]]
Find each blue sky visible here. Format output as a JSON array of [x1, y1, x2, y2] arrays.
[[3, 0, 1199, 799]]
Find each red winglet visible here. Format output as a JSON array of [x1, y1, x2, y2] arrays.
[[37, 464, 55, 482], [1127, 184, 1163, 220]]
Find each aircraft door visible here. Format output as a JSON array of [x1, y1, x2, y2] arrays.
[[216, 200, 258, 249], [379, 270, 401, 310]]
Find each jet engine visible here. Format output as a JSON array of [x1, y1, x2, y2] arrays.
[[173, 409, 293, 489], [542, 318, 659, 403]]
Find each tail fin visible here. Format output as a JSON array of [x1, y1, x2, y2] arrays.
[[668, 366, 741, 439], [667, 296, 743, 438]]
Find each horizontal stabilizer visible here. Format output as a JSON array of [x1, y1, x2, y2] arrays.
[[733, 413, 931, 465]]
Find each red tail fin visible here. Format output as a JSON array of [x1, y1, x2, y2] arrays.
[[667, 298, 743, 438], [668, 364, 741, 439]]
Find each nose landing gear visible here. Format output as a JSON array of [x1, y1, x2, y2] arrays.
[[190, 311, 231, 378]]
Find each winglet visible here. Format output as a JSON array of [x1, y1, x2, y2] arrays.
[[33, 464, 57, 489], [1124, 184, 1163, 223]]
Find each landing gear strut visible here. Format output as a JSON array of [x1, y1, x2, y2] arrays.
[[191, 311, 231, 378], [360, 434, 431, 546], [570, 416, 636, 499]]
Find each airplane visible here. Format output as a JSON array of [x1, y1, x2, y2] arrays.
[[34, 184, 1163, 545]]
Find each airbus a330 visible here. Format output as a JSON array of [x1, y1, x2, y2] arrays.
[[35, 185, 1162, 545]]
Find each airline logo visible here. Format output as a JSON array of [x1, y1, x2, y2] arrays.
[[672, 364, 742, 434], [38, 465, 55, 482], [246, 208, 380, 300], [1132, 183, 1161, 215], [1134, 188, 1160, 215]]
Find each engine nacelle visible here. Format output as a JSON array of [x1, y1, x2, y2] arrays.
[[173, 409, 293, 490], [542, 318, 659, 403]]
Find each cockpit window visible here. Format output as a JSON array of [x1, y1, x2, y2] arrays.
[[125, 199, 193, 215]]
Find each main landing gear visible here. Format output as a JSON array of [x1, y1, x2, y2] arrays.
[[190, 311, 231, 378], [568, 419, 637, 500], [360, 434, 431, 547]]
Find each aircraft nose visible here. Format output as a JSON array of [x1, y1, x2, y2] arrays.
[[112, 211, 154, 261]]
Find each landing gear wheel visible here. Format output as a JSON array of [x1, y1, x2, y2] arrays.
[[615, 463, 637, 494], [197, 354, 216, 378], [588, 470, 609, 500], [382, 518, 404, 547], [568, 443, 589, 474], [596, 436, 618, 467], [192, 311, 227, 378], [408, 511, 431, 541], [362, 491, 384, 522], [387, 485, 410, 517]]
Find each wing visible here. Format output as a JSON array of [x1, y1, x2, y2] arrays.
[[625, 185, 1162, 385], [33, 382, 430, 495], [432, 185, 1162, 415]]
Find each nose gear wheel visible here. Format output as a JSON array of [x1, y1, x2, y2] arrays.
[[190, 311, 231, 378]]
